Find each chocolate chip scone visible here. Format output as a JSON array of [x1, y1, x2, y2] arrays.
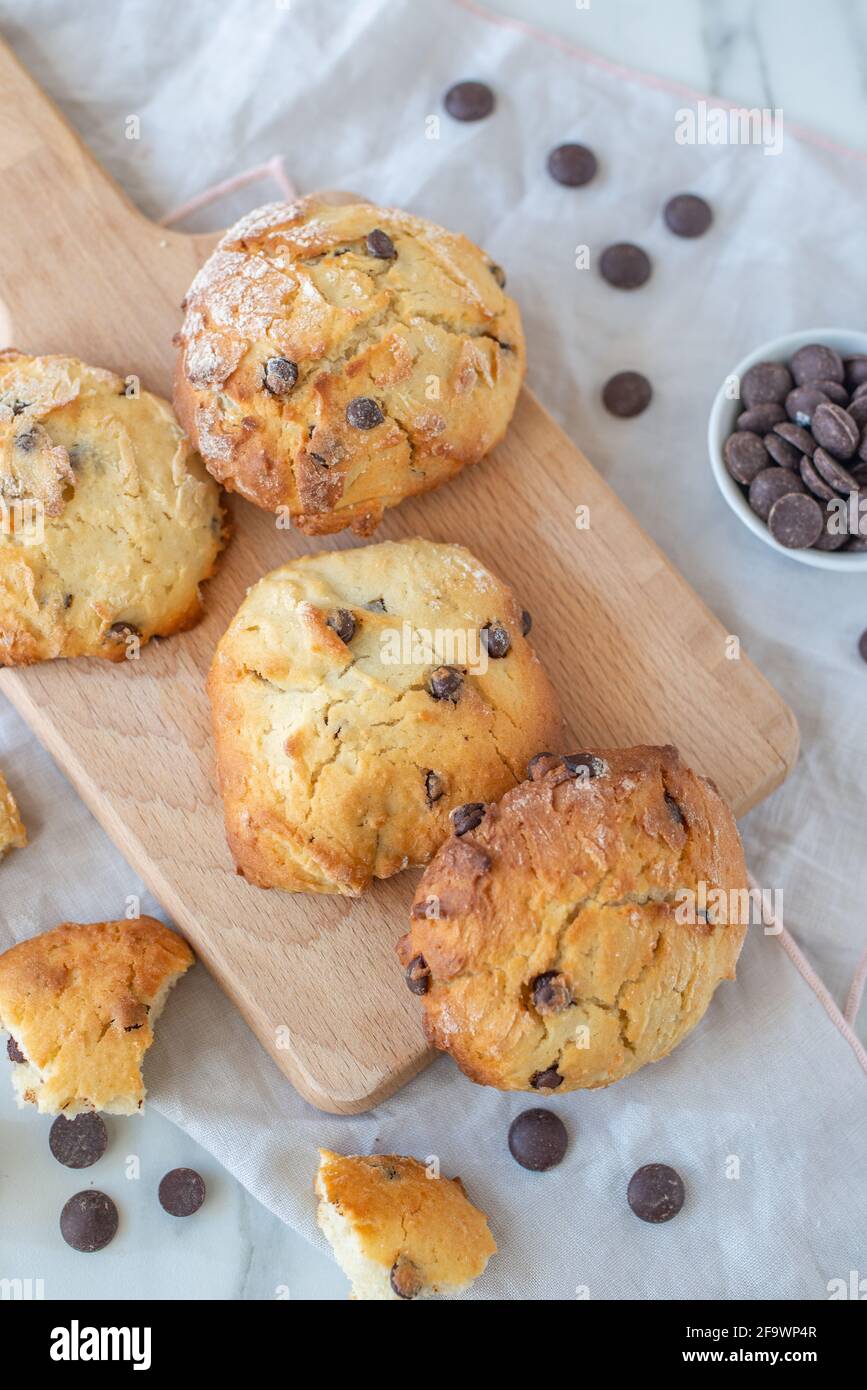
[[398, 745, 748, 1093], [0, 770, 26, 857], [315, 1150, 496, 1300], [0, 352, 225, 664], [174, 196, 524, 535], [0, 917, 194, 1115], [207, 537, 561, 895]]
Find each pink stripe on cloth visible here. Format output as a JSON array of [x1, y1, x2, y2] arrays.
[[748, 874, 867, 1078], [845, 945, 867, 1026], [158, 155, 296, 228]]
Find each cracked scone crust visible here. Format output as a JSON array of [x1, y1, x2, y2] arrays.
[[398, 745, 748, 1093], [0, 770, 26, 857], [173, 196, 524, 535], [207, 538, 561, 895], [0, 352, 225, 664], [0, 917, 194, 1115], [315, 1150, 496, 1300]]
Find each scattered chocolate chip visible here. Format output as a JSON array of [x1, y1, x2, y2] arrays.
[[6, 1036, 24, 1063], [547, 142, 597, 187], [723, 431, 768, 485], [748, 467, 805, 521], [563, 752, 608, 780], [811, 403, 859, 460], [773, 421, 816, 457], [768, 492, 824, 549], [345, 396, 384, 430], [741, 361, 793, 409], [405, 955, 431, 995], [791, 343, 844, 386], [481, 622, 511, 658], [326, 608, 356, 644], [427, 665, 463, 701], [489, 263, 507, 288], [799, 452, 840, 502], [451, 802, 485, 836], [531, 971, 572, 1015], [366, 228, 396, 260], [786, 384, 829, 427], [527, 751, 558, 780], [508, 1109, 568, 1171], [599, 243, 651, 290], [530, 1065, 564, 1092], [444, 79, 495, 121], [664, 792, 685, 826], [627, 1163, 685, 1223], [63, 593, 74, 609], [60, 1190, 119, 1252], [159, 1167, 206, 1218], [763, 433, 801, 470], [263, 357, 298, 396], [364, 597, 387, 613], [602, 371, 652, 418], [521, 608, 532, 636], [859, 630, 867, 662], [107, 622, 139, 641], [424, 770, 445, 804], [844, 356, 867, 390], [663, 193, 712, 238], [736, 403, 786, 433], [390, 1254, 423, 1299], [812, 447, 860, 494], [49, 1113, 108, 1170]]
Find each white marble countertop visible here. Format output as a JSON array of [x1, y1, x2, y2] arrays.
[[2, 0, 864, 1302]]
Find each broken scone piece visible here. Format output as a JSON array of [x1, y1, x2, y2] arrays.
[[0, 770, 26, 857], [315, 1150, 496, 1300], [0, 916, 194, 1115]]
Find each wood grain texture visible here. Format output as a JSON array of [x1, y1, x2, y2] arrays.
[[0, 40, 799, 1112]]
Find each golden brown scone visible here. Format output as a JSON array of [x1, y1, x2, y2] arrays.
[[398, 745, 748, 1093], [0, 770, 26, 857], [207, 538, 561, 895], [174, 196, 524, 535], [0, 917, 194, 1115], [0, 352, 225, 664], [315, 1150, 496, 1300]]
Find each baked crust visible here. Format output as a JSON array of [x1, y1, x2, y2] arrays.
[[0, 770, 26, 857], [174, 196, 525, 535], [398, 744, 748, 1092]]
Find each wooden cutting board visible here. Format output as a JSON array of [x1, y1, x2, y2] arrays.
[[0, 40, 798, 1113]]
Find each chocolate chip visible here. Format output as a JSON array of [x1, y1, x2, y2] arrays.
[[365, 597, 387, 613], [326, 608, 356, 643], [791, 343, 844, 386], [521, 608, 532, 636], [366, 228, 396, 260], [7, 1034, 25, 1063], [859, 630, 867, 662], [60, 1190, 119, 1252], [263, 357, 298, 396], [530, 1065, 564, 1092], [773, 421, 816, 457], [768, 492, 824, 549], [811, 379, 849, 406], [508, 1109, 568, 1171], [845, 356, 867, 390], [741, 361, 793, 409], [107, 622, 139, 641], [748, 467, 806, 521], [563, 752, 608, 780], [599, 243, 651, 290], [848, 536, 867, 552], [847, 395, 867, 430], [531, 971, 572, 1015], [663, 193, 712, 238], [389, 1254, 423, 1299], [812, 403, 859, 460], [159, 1167, 206, 1218], [427, 665, 463, 701], [15, 429, 37, 452], [812, 512, 848, 551], [664, 792, 685, 826], [444, 79, 494, 121], [547, 142, 597, 187], [405, 955, 431, 995], [345, 396, 384, 430], [481, 622, 511, 658], [763, 433, 801, 470], [451, 802, 485, 836], [527, 751, 558, 780], [799, 452, 840, 502], [737, 403, 787, 433], [602, 371, 652, 418], [49, 1113, 108, 1170], [812, 447, 860, 494], [786, 384, 829, 427], [723, 431, 768, 485], [424, 770, 444, 804], [627, 1163, 685, 1223]]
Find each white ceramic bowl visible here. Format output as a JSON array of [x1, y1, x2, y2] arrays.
[[708, 328, 867, 571]]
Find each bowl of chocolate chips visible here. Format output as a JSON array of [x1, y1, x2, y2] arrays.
[[709, 329, 867, 570]]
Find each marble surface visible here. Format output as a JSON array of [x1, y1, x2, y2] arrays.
[[2, 0, 864, 1303]]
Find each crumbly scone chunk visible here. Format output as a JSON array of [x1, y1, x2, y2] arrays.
[[0, 352, 226, 664], [0, 770, 26, 857], [174, 196, 524, 535], [398, 745, 748, 1093], [315, 1150, 496, 1300], [207, 538, 561, 895], [0, 917, 194, 1114]]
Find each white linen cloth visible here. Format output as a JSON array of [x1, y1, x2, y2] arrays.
[[0, 0, 865, 1300]]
